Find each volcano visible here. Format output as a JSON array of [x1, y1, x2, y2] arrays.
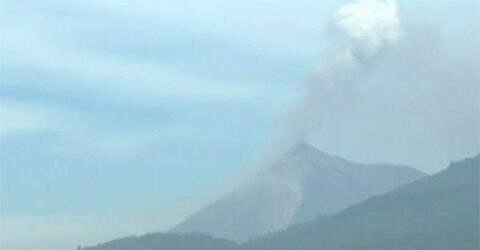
[[171, 143, 425, 242]]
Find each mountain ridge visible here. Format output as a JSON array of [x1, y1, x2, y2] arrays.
[[171, 143, 425, 242], [83, 153, 478, 250], [81, 232, 238, 250], [246, 153, 479, 249]]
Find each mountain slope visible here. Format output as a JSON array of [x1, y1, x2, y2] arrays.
[[172, 143, 425, 242], [247, 154, 480, 249], [82, 232, 238, 249]]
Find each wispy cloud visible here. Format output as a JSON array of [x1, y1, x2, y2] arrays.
[[0, 99, 189, 159], [0, 99, 73, 136], [0, 0, 300, 107], [1, 34, 272, 106]]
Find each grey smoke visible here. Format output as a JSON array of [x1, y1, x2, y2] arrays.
[[284, 0, 402, 146]]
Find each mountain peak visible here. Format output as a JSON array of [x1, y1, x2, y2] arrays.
[[286, 142, 324, 156], [291, 142, 317, 152], [172, 142, 425, 243], [284, 142, 335, 162]]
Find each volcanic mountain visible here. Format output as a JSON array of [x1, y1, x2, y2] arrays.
[[171, 143, 425, 242]]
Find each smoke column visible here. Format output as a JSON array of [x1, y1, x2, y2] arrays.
[[282, 0, 402, 147]]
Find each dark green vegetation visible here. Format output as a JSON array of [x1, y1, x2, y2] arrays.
[[84, 154, 479, 249], [246, 154, 480, 249], [81, 232, 238, 249]]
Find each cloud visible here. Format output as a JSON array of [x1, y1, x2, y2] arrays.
[[0, 0, 300, 107], [0, 99, 71, 136], [0, 99, 182, 159], [0, 36, 268, 106]]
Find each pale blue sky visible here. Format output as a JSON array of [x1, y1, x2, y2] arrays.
[[0, 0, 479, 249]]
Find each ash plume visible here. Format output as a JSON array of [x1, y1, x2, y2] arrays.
[[283, 0, 402, 148]]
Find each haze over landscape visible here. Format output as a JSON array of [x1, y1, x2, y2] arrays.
[[0, 0, 479, 249]]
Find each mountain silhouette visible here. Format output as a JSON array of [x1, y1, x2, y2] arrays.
[[80, 232, 238, 249], [172, 143, 425, 242], [247, 154, 479, 249]]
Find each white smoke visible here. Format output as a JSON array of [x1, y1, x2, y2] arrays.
[[332, 0, 401, 66], [283, 0, 402, 147]]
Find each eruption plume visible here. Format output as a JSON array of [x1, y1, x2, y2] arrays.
[[285, 0, 402, 146]]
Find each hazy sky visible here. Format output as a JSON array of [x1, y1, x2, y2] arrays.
[[0, 0, 479, 249]]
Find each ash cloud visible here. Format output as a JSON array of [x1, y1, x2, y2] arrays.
[[283, 0, 402, 147]]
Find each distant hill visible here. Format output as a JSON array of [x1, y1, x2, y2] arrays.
[[81, 232, 238, 249], [172, 143, 425, 242], [246, 154, 480, 249]]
